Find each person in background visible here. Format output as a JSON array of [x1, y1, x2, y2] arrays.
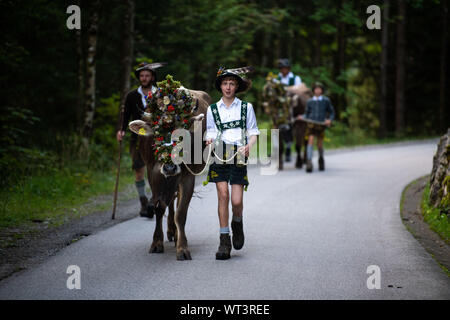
[[116, 62, 165, 218], [277, 59, 302, 162], [297, 82, 334, 173]]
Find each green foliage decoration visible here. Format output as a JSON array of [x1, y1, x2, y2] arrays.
[[145, 75, 196, 164]]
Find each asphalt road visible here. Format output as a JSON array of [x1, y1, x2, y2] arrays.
[[1, 141, 449, 299]]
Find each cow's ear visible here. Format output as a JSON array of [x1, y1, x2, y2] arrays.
[[129, 120, 153, 137]]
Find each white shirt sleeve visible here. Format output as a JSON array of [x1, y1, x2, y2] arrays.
[[206, 106, 218, 140], [295, 76, 302, 86], [246, 103, 260, 137]]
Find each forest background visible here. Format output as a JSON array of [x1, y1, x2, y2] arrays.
[[0, 0, 448, 228]]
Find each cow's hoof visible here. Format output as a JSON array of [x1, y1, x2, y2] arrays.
[[149, 242, 164, 253], [176, 249, 192, 261]]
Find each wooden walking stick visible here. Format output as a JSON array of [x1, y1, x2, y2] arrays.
[[112, 106, 125, 220]]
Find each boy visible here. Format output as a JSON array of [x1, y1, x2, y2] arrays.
[[205, 67, 260, 260], [297, 82, 334, 173]]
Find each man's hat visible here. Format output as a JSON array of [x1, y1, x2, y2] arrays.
[[214, 66, 253, 93], [134, 62, 167, 78], [277, 58, 291, 68], [312, 82, 325, 91]]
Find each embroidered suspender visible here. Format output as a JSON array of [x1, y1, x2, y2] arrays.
[[278, 75, 296, 86], [210, 101, 248, 146]]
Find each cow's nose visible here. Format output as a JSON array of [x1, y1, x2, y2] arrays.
[[163, 164, 178, 176]]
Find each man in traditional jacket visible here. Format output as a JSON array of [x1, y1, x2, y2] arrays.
[[277, 59, 302, 162], [116, 62, 165, 218], [205, 66, 260, 260]]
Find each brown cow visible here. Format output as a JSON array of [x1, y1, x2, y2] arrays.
[[285, 84, 313, 169], [262, 81, 313, 169], [129, 89, 211, 260]]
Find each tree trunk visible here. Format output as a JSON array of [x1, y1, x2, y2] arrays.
[[395, 0, 406, 135], [379, 0, 390, 138], [76, 27, 84, 131], [82, 0, 100, 141], [439, 0, 448, 133], [118, 0, 135, 130], [314, 22, 321, 67]]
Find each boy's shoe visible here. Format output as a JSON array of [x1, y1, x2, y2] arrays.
[[318, 157, 325, 171], [231, 219, 245, 250], [216, 234, 232, 260], [306, 160, 313, 173]]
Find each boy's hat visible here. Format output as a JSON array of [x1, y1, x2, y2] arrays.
[[312, 82, 325, 91], [134, 62, 167, 79], [215, 66, 253, 93], [277, 59, 291, 68]]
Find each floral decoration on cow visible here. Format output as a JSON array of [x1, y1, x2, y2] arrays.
[[144, 74, 196, 164], [262, 72, 292, 127]]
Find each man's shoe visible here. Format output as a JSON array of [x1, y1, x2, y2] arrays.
[[318, 157, 325, 171], [306, 160, 313, 173], [295, 156, 303, 169], [231, 219, 244, 250], [139, 196, 149, 217], [215, 234, 232, 260]]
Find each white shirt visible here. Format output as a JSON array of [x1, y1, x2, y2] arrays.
[[278, 71, 302, 86], [137, 85, 157, 108], [206, 97, 260, 146], [312, 95, 324, 101]]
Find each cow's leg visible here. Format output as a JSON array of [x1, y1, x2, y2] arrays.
[[149, 200, 165, 253], [295, 124, 304, 169], [278, 133, 284, 171], [167, 194, 177, 242], [174, 175, 195, 260]]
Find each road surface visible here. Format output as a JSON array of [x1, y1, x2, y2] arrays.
[[0, 141, 449, 299]]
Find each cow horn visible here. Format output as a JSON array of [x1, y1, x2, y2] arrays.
[[129, 120, 153, 136], [190, 113, 204, 123]]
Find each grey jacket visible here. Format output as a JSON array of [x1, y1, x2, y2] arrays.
[[304, 96, 335, 122]]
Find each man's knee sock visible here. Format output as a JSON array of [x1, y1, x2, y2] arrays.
[[318, 147, 324, 158], [135, 179, 146, 198], [307, 145, 313, 160]]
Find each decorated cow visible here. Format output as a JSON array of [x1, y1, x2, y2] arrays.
[[129, 75, 211, 260], [262, 73, 312, 169]]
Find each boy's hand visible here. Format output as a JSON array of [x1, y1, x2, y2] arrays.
[[325, 119, 332, 127], [296, 115, 304, 121], [238, 145, 250, 157], [205, 138, 213, 146]]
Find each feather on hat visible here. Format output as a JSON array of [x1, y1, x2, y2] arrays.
[[215, 66, 253, 93]]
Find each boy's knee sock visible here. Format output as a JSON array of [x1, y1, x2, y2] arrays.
[[135, 179, 146, 198], [220, 226, 230, 234], [307, 145, 313, 160]]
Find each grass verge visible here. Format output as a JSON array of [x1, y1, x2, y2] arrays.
[[0, 155, 137, 230], [421, 181, 450, 244]]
